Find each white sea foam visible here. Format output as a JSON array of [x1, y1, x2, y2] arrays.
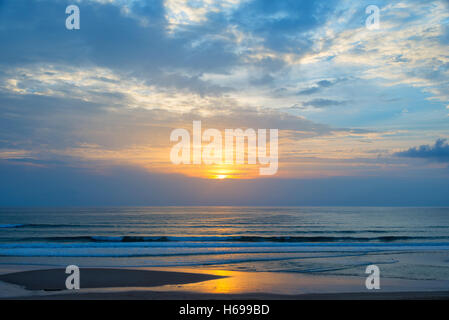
[[0, 241, 448, 257]]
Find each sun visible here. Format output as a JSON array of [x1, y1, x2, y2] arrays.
[[216, 175, 227, 180]]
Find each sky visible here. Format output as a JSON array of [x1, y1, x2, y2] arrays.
[[0, 0, 448, 206]]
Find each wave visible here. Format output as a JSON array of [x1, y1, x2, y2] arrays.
[[11, 235, 449, 243], [0, 224, 403, 232], [0, 242, 448, 257], [0, 223, 94, 229], [0, 224, 25, 229], [1, 236, 449, 257]]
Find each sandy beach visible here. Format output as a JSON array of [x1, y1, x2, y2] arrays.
[[11, 290, 449, 300], [0, 267, 448, 300]]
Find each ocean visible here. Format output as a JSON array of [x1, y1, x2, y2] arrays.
[[1, 207, 449, 282]]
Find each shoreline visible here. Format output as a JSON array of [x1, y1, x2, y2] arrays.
[[7, 290, 449, 300], [0, 266, 449, 300]]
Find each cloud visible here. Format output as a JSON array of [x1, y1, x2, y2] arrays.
[[0, 0, 239, 95], [395, 139, 449, 162], [301, 98, 347, 108], [309, 0, 449, 103], [297, 78, 344, 95], [0, 87, 336, 171], [440, 24, 449, 45], [1, 0, 448, 185], [231, 0, 339, 53], [164, 0, 243, 26]]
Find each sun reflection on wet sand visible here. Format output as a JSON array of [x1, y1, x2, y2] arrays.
[[136, 267, 449, 295], [140, 267, 365, 295]]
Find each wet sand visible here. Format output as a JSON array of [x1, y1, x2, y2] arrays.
[[10, 290, 449, 300], [1, 267, 448, 300], [0, 268, 224, 291]]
